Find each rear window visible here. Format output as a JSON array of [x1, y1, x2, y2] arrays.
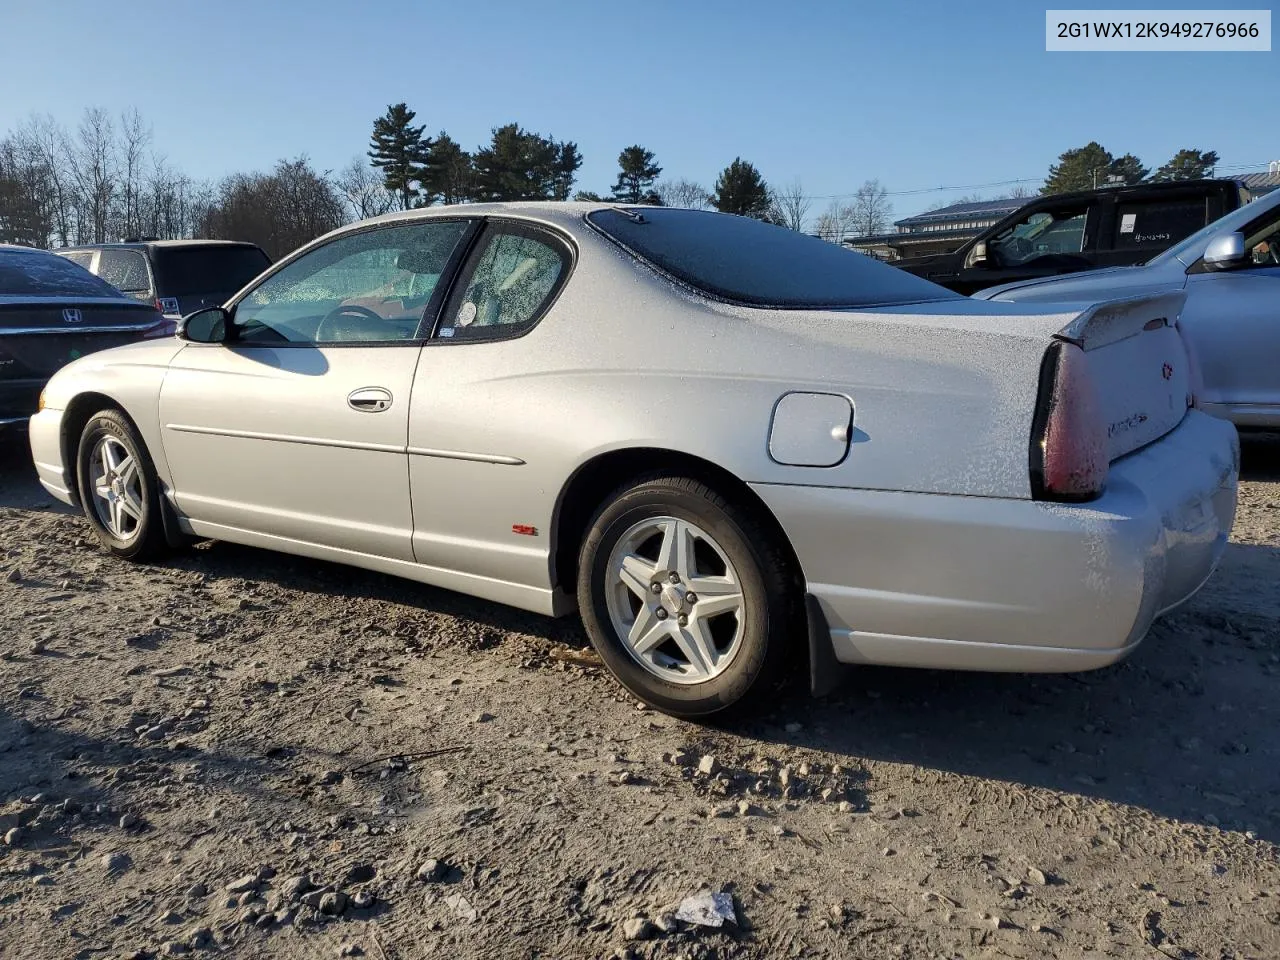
[[152, 245, 271, 297], [97, 249, 152, 293], [0, 249, 123, 298], [587, 208, 957, 308]]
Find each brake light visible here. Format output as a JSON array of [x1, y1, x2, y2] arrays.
[[1030, 341, 1107, 501]]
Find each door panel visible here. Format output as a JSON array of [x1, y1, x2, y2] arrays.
[[406, 222, 574, 594], [159, 343, 420, 559], [1184, 268, 1280, 419]]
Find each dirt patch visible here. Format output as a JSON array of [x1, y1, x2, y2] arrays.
[[2, 433, 1279, 959]]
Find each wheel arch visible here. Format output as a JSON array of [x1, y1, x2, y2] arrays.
[[550, 446, 806, 600], [60, 391, 128, 506]]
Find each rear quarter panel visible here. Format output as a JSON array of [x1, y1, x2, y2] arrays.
[[407, 225, 1063, 593]]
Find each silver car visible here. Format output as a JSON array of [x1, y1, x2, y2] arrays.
[[28, 204, 1238, 717], [975, 187, 1280, 429]]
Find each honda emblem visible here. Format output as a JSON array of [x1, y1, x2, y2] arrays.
[[62, 308, 83, 324]]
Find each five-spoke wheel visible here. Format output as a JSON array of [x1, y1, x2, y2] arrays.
[[88, 435, 144, 542], [579, 475, 794, 717], [76, 409, 165, 559]]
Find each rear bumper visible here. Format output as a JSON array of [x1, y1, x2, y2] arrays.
[[754, 410, 1238, 674], [28, 407, 76, 505], [0, 378, 43, 425]]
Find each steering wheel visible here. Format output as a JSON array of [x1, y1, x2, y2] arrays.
[[315, 304, 397, 343]]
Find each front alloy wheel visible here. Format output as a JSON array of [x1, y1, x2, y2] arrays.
[[76, 409, 166, 560], [88, 435, 144, 542]]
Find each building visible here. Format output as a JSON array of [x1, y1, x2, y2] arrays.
[[1240, 164, 1280, 198], [844, 197, 1024, 261]]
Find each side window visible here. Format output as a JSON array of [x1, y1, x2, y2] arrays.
[[231, 220, 471, 345], [439, 226, 569, 341], [1244, 214, 1280, 268], [1113, 198, 1206, 252], [96, 249, 152, 296], [989, 208, 1088, 266]]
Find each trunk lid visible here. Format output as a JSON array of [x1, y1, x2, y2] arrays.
[[0, 298, 165, 381], [1054, 291, 1191, 462]]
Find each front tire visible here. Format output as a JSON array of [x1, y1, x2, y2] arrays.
[[577, 475, 794, 718], [76, 409, 166, 561]]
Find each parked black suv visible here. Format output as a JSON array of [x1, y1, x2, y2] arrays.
[[891, 179, 1252, 294], [54, 239, 271, 324]]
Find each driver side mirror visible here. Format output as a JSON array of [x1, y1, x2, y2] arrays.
[[178, 306, 230, 343], [965, 241, 988, 269], [1203, 232, 1247, 271]]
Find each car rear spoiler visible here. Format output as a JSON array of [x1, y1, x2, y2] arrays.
[[1055, 291, 1187, 351]]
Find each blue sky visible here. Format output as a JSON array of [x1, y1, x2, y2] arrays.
[[0, 0, 1274, 220]]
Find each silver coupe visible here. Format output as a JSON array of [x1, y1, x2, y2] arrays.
[[28, 204, 1239, 716]]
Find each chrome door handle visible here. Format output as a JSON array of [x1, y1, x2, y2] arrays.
[[347, 387, 393, 412]]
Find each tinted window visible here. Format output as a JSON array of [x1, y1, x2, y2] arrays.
[[152, 245, 271, 296], [989, 208, 1087, 266], [0, 249, 123, 298], [233, 221, 470, 344], [441, 227, 568, 340], [96, 249, 152, 294], [1112, 198, 1206, 251], [588, 208, 955, 307]]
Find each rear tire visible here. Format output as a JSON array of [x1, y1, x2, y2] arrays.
[[577, 474, 794, 718], [76, 409, 166, 561]]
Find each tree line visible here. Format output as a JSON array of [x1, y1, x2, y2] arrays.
[[1041, 142, 1220, 194], [0, 103, 1230, 259]]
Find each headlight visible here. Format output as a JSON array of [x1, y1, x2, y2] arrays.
[[38, 389, 46, 412]]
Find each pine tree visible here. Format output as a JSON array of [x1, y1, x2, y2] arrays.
[[1108, 153, 1149, 185], [1152, 148, 1219, 181], [611, 146, 662, 203], [422, 132, 472, 205], [1042, 142, 1114, 194], [471, 124, 580, 201], [553, 142, 582, 201], [367, 103, 432, 210], [711, 158, 772, 219]]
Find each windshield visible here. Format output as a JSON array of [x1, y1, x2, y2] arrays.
[[588, 208, 957, 308], [152, 245, 271, 296], [1147, 189, 1280, 267], [1, 248, 123, 298]]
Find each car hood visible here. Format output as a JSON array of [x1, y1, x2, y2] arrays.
[[41, 336, 187, 409], [972, 265, 1182, 303]]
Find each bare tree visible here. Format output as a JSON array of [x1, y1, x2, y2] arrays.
[[17, 115, 75, 245], [335, 157, 397, 220], [654, 178, 712, 210], [201, 157, 347, 259], [812, 199, 855, 243], [1009, 184, 1033, 199], [118, 109, 151, 240], [849, 179, 891, 237], [70, 108, 116, 243], [770, 178, 810, 232], [0, 135, 53, 246]]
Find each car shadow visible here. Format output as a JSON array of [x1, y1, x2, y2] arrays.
[[3, 432, 1278, 845]]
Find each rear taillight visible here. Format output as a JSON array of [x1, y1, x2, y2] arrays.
[[1030, 340, 1108, 501]]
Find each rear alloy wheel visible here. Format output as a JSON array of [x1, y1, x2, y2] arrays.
[[76, 409, 166, 560], [578, 475, 794, 717]]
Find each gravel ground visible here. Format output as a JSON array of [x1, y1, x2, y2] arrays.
[[2, 431, 1279, 960]]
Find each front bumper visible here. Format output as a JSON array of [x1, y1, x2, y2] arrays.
[[754, 410, 1238, 674], [28, 407, 75, 504]]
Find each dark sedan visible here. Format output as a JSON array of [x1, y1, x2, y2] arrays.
[[1, 245, 168, 430]]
